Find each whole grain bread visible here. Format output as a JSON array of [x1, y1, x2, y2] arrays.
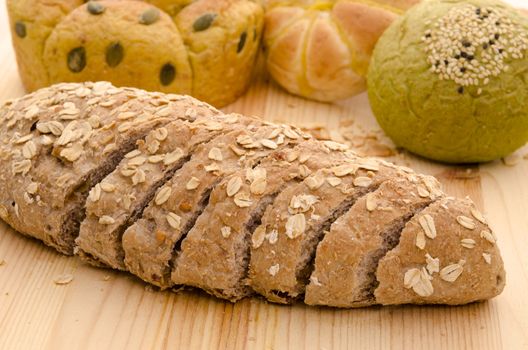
[[76, 113, 245, 270], [171, 140, 354, 301], [248, 157, 403, 303], [374, 197, 505, 305], [305, 176, 442, 307], [122, 122, 310, 288], [0, 82, 215, 254], [0, 83, 506, 308]]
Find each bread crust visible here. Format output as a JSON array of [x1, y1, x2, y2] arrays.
[[76, 112, 235, 270], [123, 123, 309, 287], [0, 82, 208, 254], [248, 157, 403, 303]]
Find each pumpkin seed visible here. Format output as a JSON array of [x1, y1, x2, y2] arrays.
[[237, 31, 247, 53], [87, 1, 105, 15], [15, 21, 26, 38], [159, 63, 176, 86], [139, 8, 160, 25], [67, 47, 86, 73], [193, 13, 216, 32], [106, 42, 124, 67]]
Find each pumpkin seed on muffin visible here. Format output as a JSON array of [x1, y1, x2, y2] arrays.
[[139, 7, 160, 25], [237, 31, 247, 53], [67, 47, 86, 73], [14, 21, 26, 38], [105, 42, 124, 67], [87, 1, 105, 15], [193, 13, 216, 32], [160, 63, 176, 86]]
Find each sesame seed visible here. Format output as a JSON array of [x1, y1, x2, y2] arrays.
[[423, 4, 527, 88]]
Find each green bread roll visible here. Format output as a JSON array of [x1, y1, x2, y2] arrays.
[[368, 0, 528, 163]]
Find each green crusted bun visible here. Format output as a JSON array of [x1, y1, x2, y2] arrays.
[[367, 0, 528, 163]]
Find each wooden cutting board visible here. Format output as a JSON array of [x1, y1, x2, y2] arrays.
[[0, 4, 527, 350]]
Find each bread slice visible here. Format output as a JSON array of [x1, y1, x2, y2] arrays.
[[0, 82, 148, 253], [122, 124, 310, 287], [170, 140, 354, 301], [0, 82, 216, 254], [374, 197, 506, 305], [75, 114, 240, 270], [248, 158, 426, 303], [304, 176, 442, 307]]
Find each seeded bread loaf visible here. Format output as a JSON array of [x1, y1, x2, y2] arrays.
[[263, 0, 419, 102], [7, 0, 263, 107], [248, 157, 403, 303], [122, 123, 310, 287], [374, 197, 505, 305], [304, 176, 442, 307], [171, 140, 354, 301], [76, 113, 245, 269], [6, 0, 84, 92], [0, 83, 505, 307], [0, 82, 216, 254]]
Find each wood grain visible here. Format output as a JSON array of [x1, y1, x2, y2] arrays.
[[0, 4, 527, 350]]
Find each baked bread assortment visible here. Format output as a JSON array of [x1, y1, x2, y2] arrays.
[[0, 82, 506, 307], [263, 0, 420, 102], [7, 0, 263, 107]]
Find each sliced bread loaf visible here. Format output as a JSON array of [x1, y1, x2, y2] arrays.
[[75, 114, 241, 269], [0, 82, 215, 254], [305, 176, 442, 307], [171, 140, 354, 301], [374, 197, 505, 305], [122, 123, 309, 287], [0, 83, 507, 308]]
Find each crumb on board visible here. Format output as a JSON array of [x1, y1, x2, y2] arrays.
[[303, 123, 528, 168], [275, 117, 528, 168], [53, 273, 74, 285], [502, 153, 521, 166], [0, 259, 6, 266], [299, 122, 406, 164]]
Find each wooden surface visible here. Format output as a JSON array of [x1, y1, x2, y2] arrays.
[[1, 2, 528, 350]]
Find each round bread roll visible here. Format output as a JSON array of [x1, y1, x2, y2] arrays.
[[263, 0, 419, 102], [368, 0, 528, 163], [7, 0, 263, 107]]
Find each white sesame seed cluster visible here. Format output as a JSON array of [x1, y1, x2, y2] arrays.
[[423, 4, 528, 94]]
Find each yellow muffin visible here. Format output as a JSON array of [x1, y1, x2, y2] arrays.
[[7, 0, 264, 107], [175, 0, 264, 105], [43, 1, 192, 95]]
